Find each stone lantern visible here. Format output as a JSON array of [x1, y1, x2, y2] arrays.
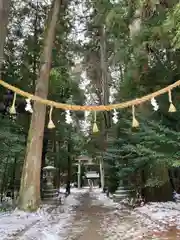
[[42, 166, 58, 204], [43, 166, 56, 189]]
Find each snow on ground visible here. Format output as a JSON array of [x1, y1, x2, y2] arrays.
[[90, 187, 119, 208], [1, 187, 180, 239], [91, 188, 180, 231], [89, 188, 151, 239], [90, 188, 180, 239], [135, 201, 180, 229], [0, 187, 88, 240]]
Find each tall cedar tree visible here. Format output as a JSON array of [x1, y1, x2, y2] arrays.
[[18, 0, 61, 211], [0, 0, 11, 76]]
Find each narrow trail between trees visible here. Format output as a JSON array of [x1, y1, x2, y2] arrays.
[[65, 190, 180, 240], [66, 192, 104, 240], [66, 190, 149, 240], [2, 188, 180, 240]]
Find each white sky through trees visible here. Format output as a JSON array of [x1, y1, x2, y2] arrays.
[[11, 0, 118, 130], [66, 0, 118, 130]]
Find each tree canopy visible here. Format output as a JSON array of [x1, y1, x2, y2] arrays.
[[1, 0, 180, 209]]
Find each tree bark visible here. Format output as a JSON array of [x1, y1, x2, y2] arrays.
[[40, 136, 48, 197], [1, 157, 9, 201], [99, 25, 112, 190], [66, 130, 72, 195], [0, 0, 11, 77], [18, 0, 61, 211], [8, 156, 17, 199], [32, 0, 40, 91], [55, 140, 61, 189]]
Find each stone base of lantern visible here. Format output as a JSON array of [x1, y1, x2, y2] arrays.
[[42, 179, 59, 204], [113, 186, 132, 202], [42, 187, 60, 205]]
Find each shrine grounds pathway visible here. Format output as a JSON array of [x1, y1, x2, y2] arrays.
[[65, 189, 179, 240], [2, 187, 180, 240]]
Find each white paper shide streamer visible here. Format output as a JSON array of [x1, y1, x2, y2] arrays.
[[112, 109, 118, 124], [151, 97, 159, 111], [65, 110, 73, 124], [25, 98, 33, 113]]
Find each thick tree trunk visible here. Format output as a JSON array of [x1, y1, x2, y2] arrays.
[[100, 25, 111, 129], [40, 136, 48, 197], [0, 0, 10, 76], [32, 1, 39, 91], [99, 25, 111, 190], [55, 141, 61, 189], [0, 157, 9, 201], [18, 0, 61, 211], [8, 156, 17, 199], [142, 165, 173, 202], [66, 132, 72, 195], [146, 182, 173, 202]]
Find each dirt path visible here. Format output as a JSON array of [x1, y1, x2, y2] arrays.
[[67, 192, 105, 240], [65, 190, 180, 240], [66, 191, 147, 240], [2, 188, 180, 239]]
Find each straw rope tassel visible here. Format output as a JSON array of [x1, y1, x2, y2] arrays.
[[132, 105, 139, 128], [92, 111, 99, 133], [168, 90, 176, 112], [9, 92, 16, 114], [48, 106, 55, 129]]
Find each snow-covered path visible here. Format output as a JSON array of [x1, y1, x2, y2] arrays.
[[1, 188, 180, 239], [66, 189, 151, 240], [66, 188, 180, 240], [0, 188, 88, 240]]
